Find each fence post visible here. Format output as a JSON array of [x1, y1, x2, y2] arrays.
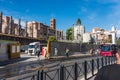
[[84, 61, 87, 80], [97, 58, 99, 71], [91, 59, 94, 76], [114, 57, 117, 64], [32, 75, 35, 80], [41, 70, 44, 80], [108, 57, 111, 65], [101, 57, 103, 67], [37, 70, 40, 80], [60, 65, 64, 80], [75, 62, 78, 80], [105, 57, 107, 65]]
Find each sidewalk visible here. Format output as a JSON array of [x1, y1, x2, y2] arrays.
[[50, 51, 92, 59], [0, 52, 92, 66], [0, 52, 95, 80], [0, 54, 38, 66]]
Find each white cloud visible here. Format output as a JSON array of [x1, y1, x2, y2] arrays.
[[87, 13, 97, 20], [111, 5, 120, 16], [106, 3, 120, 25]]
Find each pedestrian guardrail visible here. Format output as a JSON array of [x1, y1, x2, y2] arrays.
[[18, 57, 116, 80]]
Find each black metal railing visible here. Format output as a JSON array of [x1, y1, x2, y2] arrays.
[[18, 57, 116, 80]]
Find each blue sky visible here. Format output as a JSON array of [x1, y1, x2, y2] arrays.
[[0, 0, 120, 33]]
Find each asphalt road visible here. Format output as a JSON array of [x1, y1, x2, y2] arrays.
[[0, 53, 99, 80]]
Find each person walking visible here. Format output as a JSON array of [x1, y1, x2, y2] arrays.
[[94, 48, 120, 80], [65, 48, 69, 58], [36, 49, 40, 60], [90, 48, 94, 55]]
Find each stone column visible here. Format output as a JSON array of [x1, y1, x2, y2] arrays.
[[0, 12, 2, 33], [8, 16, 12, 34]]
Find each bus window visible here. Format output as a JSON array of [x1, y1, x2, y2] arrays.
[[101, 46, 110, 52]]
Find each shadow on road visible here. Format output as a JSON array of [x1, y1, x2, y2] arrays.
[[0, 57, 32, 66]]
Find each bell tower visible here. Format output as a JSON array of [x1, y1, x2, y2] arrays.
[[50, 18, 56, 30]]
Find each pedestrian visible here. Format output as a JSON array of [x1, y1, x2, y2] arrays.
[[94, 48, 120, 80], [65, 48, 69, 58], [36, 49, 40, 60], [90, 48, 94, 55], [54, 48, 58, 56]]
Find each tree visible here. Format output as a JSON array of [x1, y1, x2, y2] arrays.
[[106, 35, 112, 43], [48, 36, 57, 42], [38, 35, 43, 40], [66, 27, 73, 40], [117, 37, 120, 45], [90, 36, 95, 44], [76, 18, 81, 25]]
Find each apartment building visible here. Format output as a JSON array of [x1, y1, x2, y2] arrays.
[[1, 14, 63, 40], [56, 30, 63, 40], [92, 27, 112, 44], [27, 21, 50, 40], [27, 18, 63, 40]]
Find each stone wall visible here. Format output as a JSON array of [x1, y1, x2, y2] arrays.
[[49, 41, 98, 57]]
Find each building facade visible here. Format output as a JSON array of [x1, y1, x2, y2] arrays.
[[83, 33, 91, 43], [73, 25, 85, 42], [92, 27, 112, 44], [1, 15, 63, 41], [26, 19, 63, 40]]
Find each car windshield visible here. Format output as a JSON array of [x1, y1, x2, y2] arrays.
[[101, 46, 110, 51], [28, 45, 35, 48]]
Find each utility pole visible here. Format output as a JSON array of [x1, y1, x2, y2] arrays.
[[25, 21, 28, 37], [56, 30, 57, 40], [0, 12, 2, 33], [8, 16, 12, 34], [31, 22, 33, 38], [18, 18, 21, 36]]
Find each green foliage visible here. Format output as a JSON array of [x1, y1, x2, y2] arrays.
[[66, 27, 73, 40], [107, 39, 112, 43], [90, 36, 95, 44], [107, 35, 112, 43], [48, 36, 57, 42], [76, 18, 81, 25], [117, 37, 120, 45], [38, 35, 43, 40]]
